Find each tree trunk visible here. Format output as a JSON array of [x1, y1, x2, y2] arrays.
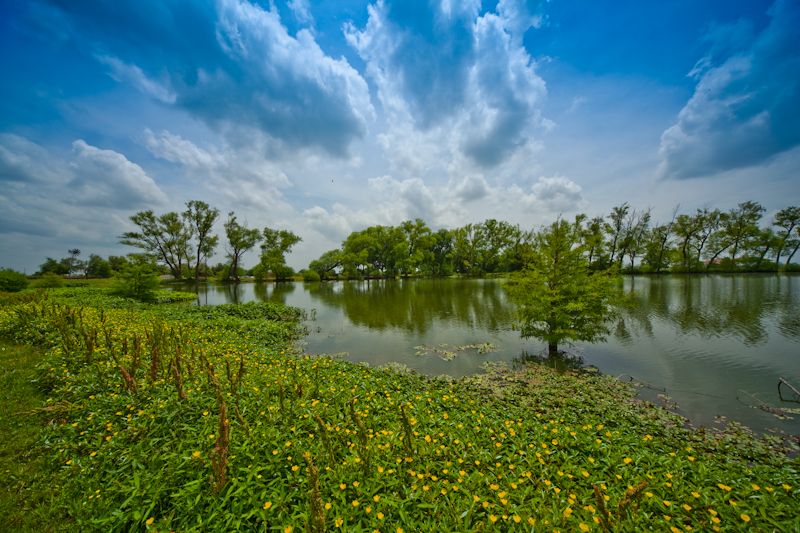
[[548, 341, 559, 357]]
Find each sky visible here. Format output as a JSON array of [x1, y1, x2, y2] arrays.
[[1, 0, 799, 273]]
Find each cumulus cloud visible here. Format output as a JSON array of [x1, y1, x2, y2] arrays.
[[529, 175, 584, 212], [0, 133, 67, 184], [659, 0, 800, 179], [142, 128, 290, 208], [50, 0, 373, 157], [0, 135, 165, 240], [69, 140, 167, 208], [346, 0, 547, 169]]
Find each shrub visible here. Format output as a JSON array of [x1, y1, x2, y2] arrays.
[[32, 272, 64, 288], [302, 269, 321, 282], [0, 268, 29, 292], [111, 263, 160, 301]]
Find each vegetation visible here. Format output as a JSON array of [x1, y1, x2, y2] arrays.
[[111, 261, 162, 302], [506, 219, 619, 356], [223, 212, 261, 283], [0, 268, 29, 292], [0, 288, 797, 531], [308, 202, 800, 278]]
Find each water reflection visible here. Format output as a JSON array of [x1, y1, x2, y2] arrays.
[[304, 279, 514, 335], [179, 275, 800, 433], [614, 275, 800, 346]]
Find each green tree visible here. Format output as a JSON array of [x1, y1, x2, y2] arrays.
[[773, 206, 800, 266], [606, 202, 630, 265], [108, 255, 130, 272], [260, 227, 301, 281], [66, 248, 86, 277], [121, 210, 193, 279], [86, 254, 112, 278], [309, 249, 343, 280], [722, 201, 765, 265], [183, 200, 220, 280], [428, 229, 454, 276], [223, 212, 261, 282], [38, 257, 69, 276], [506, 219, 619, 357]]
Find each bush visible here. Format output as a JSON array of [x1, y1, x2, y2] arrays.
[[0, 268, 29, 292], [301, 269, 321, 282], [111, 263, 160, 301], [32, 272, 64, 288]]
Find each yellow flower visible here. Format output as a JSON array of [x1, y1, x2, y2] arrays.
[[263, 501, 272, 510], [489, 515, 498, 523], [691, 491, 700, 498], [663, 500, 672, 507], [396, 528, 404, 533], [192, 451, 201, 459], [717, 483, 732, 492], [352, 500, 360, 507], [353, 481, 360, 488], [563, 507, 573, 517], [741, 514, 750, 523], [373, 495, 381, 502], [377, 512, 385, 520], [751, 483, 760, 490], [145, 517, 154, 526], [683, 504, 692, 511], [365, 506, 372, 513], [512, 515, 521, 523], [623, 457, 632, 465], [579, 524, 590, 532], [339, 483, 347, 490], [284, 527, 293, 533], [335, 518, 343, 527], [291, 465, 300, 472], [324, 503, 331, 510]]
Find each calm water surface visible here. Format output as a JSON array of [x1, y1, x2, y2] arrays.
[[185, 275, 800, 434]]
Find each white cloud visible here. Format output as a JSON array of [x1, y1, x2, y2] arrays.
[[287, 0, 314, 27], [96, 54, 176, 104], [70, 139, 168, 208], [346, 0, 547, 171], [658, 0, 800, 179]]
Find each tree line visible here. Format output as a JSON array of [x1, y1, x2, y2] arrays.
[[27, 200, 800, 282], [36, 200, 301, 282], [308, 201, 800, 279]]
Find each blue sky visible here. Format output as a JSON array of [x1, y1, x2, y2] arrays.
[[1, 0, 798, 272]]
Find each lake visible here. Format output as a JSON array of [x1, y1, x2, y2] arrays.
[[183, 275, 800, 435]]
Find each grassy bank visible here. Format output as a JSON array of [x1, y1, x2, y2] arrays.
[[0, 288, 798, 531]]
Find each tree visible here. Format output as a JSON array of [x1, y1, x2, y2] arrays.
[[260, 227, 301, 281], [86, 254, 112, 278], [773, 206, 800, 266], [505, 219, 619, 357], [121, 210, 193, 279], [223, 212, 261, 282], [309, 249, 343, 280], [183, 200, 220, 280], [38, 257, 69, 276], [428, 229, 454, 276], [607, 202, 630, 265], [67, 248, 86, 277], [722, 201, 765, 265]]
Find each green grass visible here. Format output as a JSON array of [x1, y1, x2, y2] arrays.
[[0, 288, 798, 531], [0, 341, 71, 531]]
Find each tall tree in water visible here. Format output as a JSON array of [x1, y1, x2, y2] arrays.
[[183, 200, 219, 280], [506, 219, 619, 357], [223, 212, 260, 282]]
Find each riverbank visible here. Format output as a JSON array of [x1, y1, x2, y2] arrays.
[[0, 287, 798, 530]]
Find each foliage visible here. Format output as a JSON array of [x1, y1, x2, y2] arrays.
[[0, 289, 797, 531], [302, 269, 321, 282], [121, 210, 193, 279], [0, 268, 29, 292], [260, 227, 301, 281], [184, 200, 220, 280], [506, 219, 619, 356], [111, 262, 161, 301], [33, 272, 64, 288], [223, 212, 261, 282]]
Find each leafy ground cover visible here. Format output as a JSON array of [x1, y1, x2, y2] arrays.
[[0, 288, 798, 531]]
